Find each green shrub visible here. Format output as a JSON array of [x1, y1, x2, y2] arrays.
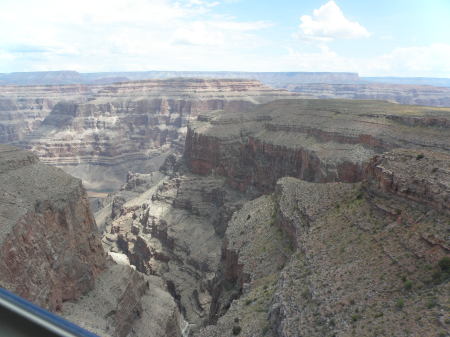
[[396, 299, 404, 310], [426, 298, 437, 309], [351, 314, 361, 322], [416, 153, 424, 160], [438, 257, 450, 272], [404, 280, 413, 291], [232, 326, 242, 335]]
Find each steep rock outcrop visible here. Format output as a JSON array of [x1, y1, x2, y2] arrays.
[[0, 144, 105, 310], [0, 145, 182, 337], [199, 149, 450, 337]]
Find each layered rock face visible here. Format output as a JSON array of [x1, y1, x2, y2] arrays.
[[185, 99, 450, 193], [2, 71, 450, 107], [288, 82, 450, 107], [0, 145, 182, 337], [0, 84, 90, 143], [1, 79, 298, 191], [199, 149, 450, 337]]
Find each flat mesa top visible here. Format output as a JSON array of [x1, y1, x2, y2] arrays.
[[188, 99, 450, 165]]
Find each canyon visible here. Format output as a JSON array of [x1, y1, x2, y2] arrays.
[[0, 76, 449, 337], [0, 78, 298, 191], [98, 99, 450, 336]]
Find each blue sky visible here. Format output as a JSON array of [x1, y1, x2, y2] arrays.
[[0, 0, 449, 76]]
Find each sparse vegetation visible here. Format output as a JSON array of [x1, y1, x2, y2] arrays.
[[426, 298, 437, 309], [404, 280, 413, 290], [416, 153, 424, 160], [438, 256, 450, 272], [396, 299, 405, 310], [351, 314, 361, 322], [431, 257, 450, 284]]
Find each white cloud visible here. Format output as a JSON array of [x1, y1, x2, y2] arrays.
[[0, 0, 272, 72], [172, 20, 271, 46], [367, 43, 450, 76], [172, 22, 226, 46], [0, 0, 448, 77], [298, 1, 370, 41], [275, 43, 450, 77]]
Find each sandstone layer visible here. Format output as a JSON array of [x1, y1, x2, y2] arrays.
[[185, 99, 450, 193], [0, 145, 182, 337]]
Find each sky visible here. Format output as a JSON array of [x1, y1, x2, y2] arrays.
[[0, 0, 449, 76]]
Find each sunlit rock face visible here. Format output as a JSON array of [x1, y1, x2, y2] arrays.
[[0, 79, 299, 191]]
